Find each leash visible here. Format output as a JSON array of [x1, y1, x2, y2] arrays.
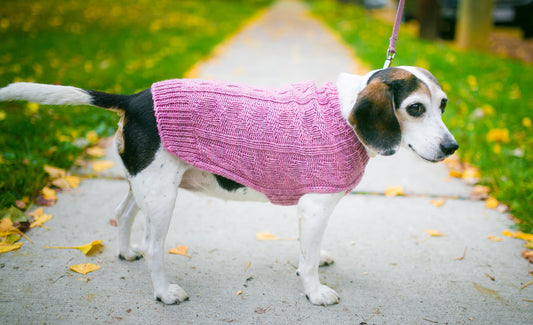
[[383, 0, 405, 69]]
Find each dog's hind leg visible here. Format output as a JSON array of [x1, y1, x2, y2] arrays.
[[297, 192, 344, 306], [116, 189, 142, 261], [129, 148, 189, 304]]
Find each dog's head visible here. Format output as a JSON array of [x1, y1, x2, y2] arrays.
[[347, 66, 458, 162]]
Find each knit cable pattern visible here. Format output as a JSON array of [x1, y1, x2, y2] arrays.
[[152, 79, 369, 205]]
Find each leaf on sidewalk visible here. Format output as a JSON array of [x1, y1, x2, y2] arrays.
[[91, 160, 114, 173], [44, 239, 104, 256], [0, 217, 33, 243], [502, 230, 533, 242], [384, 185, 403, 197], [44, 165, 66, 179], [488, 235, 502, 242], [69, 263, 101, 282], [521, 250, 533, 263], [430, 199, 445, 207], [0, 242, 23, 254], [42, 186, 57, 201], [485, 196, 499, 209], [86, 146, 106, 157], [168, 245, 190, 257], [425, 229, 445, 237], [29, 210, 53, 230], [471, 185, 490, 200]]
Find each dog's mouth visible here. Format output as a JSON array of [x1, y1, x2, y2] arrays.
[[408, 144, 445, 163]]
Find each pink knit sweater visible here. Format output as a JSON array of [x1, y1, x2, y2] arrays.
[[152, 79, 369, 205]]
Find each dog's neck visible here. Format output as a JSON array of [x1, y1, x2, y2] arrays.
[[336, 70, 379, 158]]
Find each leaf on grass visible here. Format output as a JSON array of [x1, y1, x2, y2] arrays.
[[42, 186, 57, 201], [91, 160, 114, 173], [430, 199, 445, 207], [384, 185, 403, 197], [86, 146, 106, 157], [44, 240, 104, 256], [69, 263, 101, 282], [488, 235, 502, 242], [485, 196, 499, 209], [168, 245, 190, 257], [0, 242, 23, 254], [44, 165, 66, 179]]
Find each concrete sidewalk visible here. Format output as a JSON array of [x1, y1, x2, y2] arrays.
[[1, 0, 532, 323]]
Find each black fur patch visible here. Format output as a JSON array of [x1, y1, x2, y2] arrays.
[[214, 174, 246, 191]]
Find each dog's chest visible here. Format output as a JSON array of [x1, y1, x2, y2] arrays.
[[151, 79, 369, 205]]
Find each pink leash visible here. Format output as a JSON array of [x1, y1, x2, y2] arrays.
[[383, 0, 405, 68]]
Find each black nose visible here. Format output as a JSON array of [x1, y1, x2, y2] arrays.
[[440, 141, 459, 156]]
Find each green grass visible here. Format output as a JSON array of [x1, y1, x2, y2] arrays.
[[0, 0, 273, 209], [305, 0, 533, 231]]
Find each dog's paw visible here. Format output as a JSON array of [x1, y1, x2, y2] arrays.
[[155, 284, 189, 305], [319, 250, 334, 267], [306, 285, 340, 306], [118, 246, 143, 261]]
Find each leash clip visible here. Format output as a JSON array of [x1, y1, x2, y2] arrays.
[[383, 50, 395, 69]]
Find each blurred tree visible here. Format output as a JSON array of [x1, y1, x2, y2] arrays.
[[456, 0, 494, 50], [416, 0, 440, 40]]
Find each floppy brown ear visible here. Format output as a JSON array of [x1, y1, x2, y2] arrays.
[[348, 77, 402, 156]]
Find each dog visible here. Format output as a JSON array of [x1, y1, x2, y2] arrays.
[[0, 66, 458, 306]]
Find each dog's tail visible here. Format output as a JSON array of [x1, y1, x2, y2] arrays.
[[0, 82, 135, 111]]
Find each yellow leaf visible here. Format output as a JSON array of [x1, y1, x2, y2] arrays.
[[485, 196, 499, 209], [448, 169, 463, 178], [461, 166, 480, 181], [65, 175, 81, 189], [42, 186, 57, 201], [86, 130, 99, 144], [69, 263, 101, 282], [168, 245, 190, 257], [256, 231, 280, 241], [44, 165, 66, 179], [51, 178, 70, 190], [91, 160, 114, 173], [0, 242, 23, 254], [430, 199, 445, 207], [502, 230, 533, 242], [30, 213, 53, 229], [488, 235, 502, 242], [424, 229, 445, 237], [384, 185, 403, 197], [44, 239, 104, 256], [86, 146, 106, 157], [0, 218, 32, 243]]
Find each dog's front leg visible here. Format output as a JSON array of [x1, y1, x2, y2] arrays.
[[130, 150, 189, 304], [297, 193, 344, 306]]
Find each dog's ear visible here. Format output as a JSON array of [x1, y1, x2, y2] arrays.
[[348, 68, 418, 156]]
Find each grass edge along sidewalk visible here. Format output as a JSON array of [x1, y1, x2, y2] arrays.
[[0, 0, 274, 217], [305, 0, 533, 232]]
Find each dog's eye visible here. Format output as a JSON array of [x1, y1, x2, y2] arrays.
[[440, 98, 448, 113], [406, 103, 425, 117]]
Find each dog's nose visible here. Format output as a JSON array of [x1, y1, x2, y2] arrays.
[[440, 141, 459, 156]]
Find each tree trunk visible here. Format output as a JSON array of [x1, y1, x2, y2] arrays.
[[456, 0, 494, 50], [417, 0, 440, 40]]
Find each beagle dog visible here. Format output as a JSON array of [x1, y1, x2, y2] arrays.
[[0, 66, 458, 306]]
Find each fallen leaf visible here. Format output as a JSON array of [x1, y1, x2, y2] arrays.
[[51, 178, 70, 190], [65, 175, 81, 189], [430, 199, 445, 207], [91, 160, 114, 173], [44, 165, 66, 179], [44, 239, 104, 256], [485, 196, 499, 209], [0, 242, 23, 254], [425, 229, 445, 237], [256, 231, 280, 240], [384, 185, 403, 197], [471, 185, 490, 200], [244, 261, 251, 271], [168, 245, 190, 257], [86, 130, 99, 144], [488, 235, 502, 242], [522, 250, 533, 263], [109, 219, 118, 227], [0, 217, 32, 243], [461, 166, 480, 184], [502, 230, 533, 242], [235, 290, 243, 296], [42, 186, 57, 201], [30, 212, 53, 229], [69, 263, 101, 282], [86, 146, 106, 157]]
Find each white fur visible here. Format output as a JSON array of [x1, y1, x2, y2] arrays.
[[0, 82, 92, 105]]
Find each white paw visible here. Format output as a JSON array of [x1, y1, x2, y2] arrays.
[[319, 250, 334, 267], [118, 245, 143, 261], [306, 285, 340, 306], [155, 284, 189, 305]]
